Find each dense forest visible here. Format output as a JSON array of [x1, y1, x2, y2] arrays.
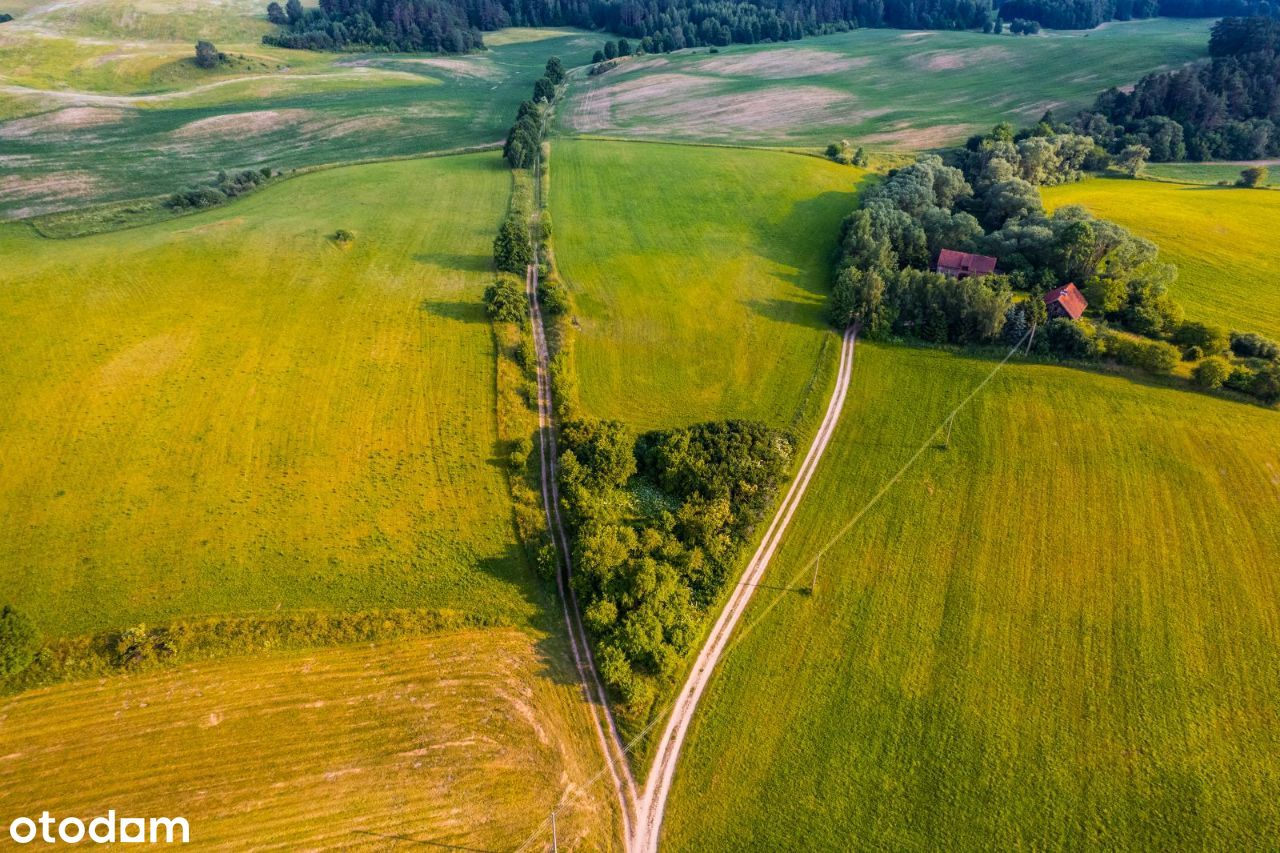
[[1071, 16, 1280, 159], [995, 0, 1277, 30], [263, 0, 992, 53]]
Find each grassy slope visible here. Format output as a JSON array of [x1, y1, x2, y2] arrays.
[[0, 629, 618, 849], [561, 19, 1210, 149], [664, 343, 1280, 850], [1144, 162, 1280, 187], [551, 139, 861, 430], [0, 153, 539, 639], [0, 14, 599, 216], [1043, 177, 1280, 340]]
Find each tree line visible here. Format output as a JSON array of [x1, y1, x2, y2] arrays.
[[557, 419, 792, 721], [830, 139, 1280, 403], [1069, 17, 1280, 161], [262, 0, 996, 55], [993, 0, 1276, 30]]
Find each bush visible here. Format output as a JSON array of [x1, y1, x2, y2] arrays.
[[538, 278, 570, 315], [194, 40, 226, 69], [331, 228, 354, 243], [493, 213, 533, 274], [1174, 320, 1230, 356], [1192, 356, 1232, 390], [1230, 331, 1280, 361], [1238, 166, 1269, 188], [1108, 334, 1179, 375], [1044, 317, 1096, 359], [484, 274, 529, 324], [0, 605, 39, 677], [1182, 345, 1203, 362]]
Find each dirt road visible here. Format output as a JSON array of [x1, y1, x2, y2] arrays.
[[633, 325, 858, 853], [525, 259, 638, 847]]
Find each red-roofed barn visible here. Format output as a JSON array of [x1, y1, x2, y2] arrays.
[[934, 249, 998, 279], [1044, 283, 1088, 320]]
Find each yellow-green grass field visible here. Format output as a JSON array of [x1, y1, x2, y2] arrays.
[[663, 343, 1280, 849], [1044, 177, 1280, 340], [561, 18, 1211, 149], [0, 629, 620, 849], [1144, 161, 1280, 187], [0, 152, 538, 641], [550, 139, 862, 430]]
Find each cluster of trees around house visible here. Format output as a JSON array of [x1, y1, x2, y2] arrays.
[[557, 419, 792, 719], [165, 168, 278, 211], [263, 0, 999, 55], [503, 57, 563, 169], [831, 143, 1280, 402], [1069, 17, 1280, 160]]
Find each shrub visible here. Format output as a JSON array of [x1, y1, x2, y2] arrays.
[[1174, 320, 1230, 355], [0, 605, 39, 677], [1250, 364, 1280, 403], [484, 274, 529, 324], [331, 229, 354, 243], [194, 40, 226, 69], [1044, 317, 1096, 359], [1238, 166, 1269, 188], [538, 278, 570, 315], [1192, 356, 1232, 390], [1230, 331, 1280, 361], [493, 214, 533, 274], [1183, 345, 1203, 362], [1108, 334, 1180, 375]]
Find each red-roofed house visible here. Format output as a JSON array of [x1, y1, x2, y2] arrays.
[[934, 249, 998, 279], [1044, 283, 1088, 320]]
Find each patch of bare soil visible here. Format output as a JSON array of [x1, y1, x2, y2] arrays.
[[695, 48, 870, 79], [862, 121, 978, 148], [566, 72, 718, 133], [629, 86, 863, 138], [169, 108, 311, 139], [0, 169, 105, 218], [0, 106, 128, 139], [908, 45, 1012, 71]]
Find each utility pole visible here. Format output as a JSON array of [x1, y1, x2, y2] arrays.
[[810, 554, 820, 596], [1026, 321, 1037, 355], [943, 415, 954, 449], [550, 809, 557, 853]]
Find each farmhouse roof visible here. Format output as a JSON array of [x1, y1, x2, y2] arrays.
[[935, 249, 998, 277], [1044, 283, 1088, 320]]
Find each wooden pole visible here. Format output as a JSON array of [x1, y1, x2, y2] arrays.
[[810, 554, 820, 596], [551, 809, 557, 853]]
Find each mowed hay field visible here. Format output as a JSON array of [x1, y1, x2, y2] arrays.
[[664, 344, 1280, 849], [0, 629, 619, 849], [0, 153, 534, 639], [562, 19, 1210, 148], [1043, 178, 1280, 340], [550, 139, 861, 430]]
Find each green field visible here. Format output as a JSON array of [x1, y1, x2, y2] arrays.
[[664, 342, 1280, 849], [1144, 161, 1280, 187], [561, 19, 1211, 149], [0, 629, 620, 849], [1043, 177, 1280, 340], [0, 0, 598, 217], [550, 139, 861, 430], [0, 153, 538, 640]]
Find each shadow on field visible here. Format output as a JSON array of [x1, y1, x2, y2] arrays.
[[743, 295, 826, 328], [762, 189, 860, 295], [419, 299, 486, 322], [414, 251, 492, 273]]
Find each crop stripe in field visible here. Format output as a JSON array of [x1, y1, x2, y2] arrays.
[[525, 257, 638, 848], [723, 328, 1036, 658], [634, 325, 858, 853]]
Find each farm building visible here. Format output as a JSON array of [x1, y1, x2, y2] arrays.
[[1044, 283, 1088, 320], [935, 249, 998, 278]]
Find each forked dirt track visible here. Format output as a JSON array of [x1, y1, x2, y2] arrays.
[[633, 325, 858, 853]]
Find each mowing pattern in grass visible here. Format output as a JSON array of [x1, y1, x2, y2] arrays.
[[550, 139, 861, 430], [0, 629, 619, 849], [0, 5, 598, 217], [663, 343, 1280, 850], [1043, 177, 1280, 340], [561, 19, 1210, 149], [0, 153, 537, 640]]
